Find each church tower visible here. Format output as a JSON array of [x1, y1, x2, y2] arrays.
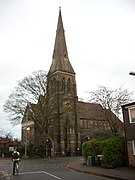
[[47, 8, 79, 156]]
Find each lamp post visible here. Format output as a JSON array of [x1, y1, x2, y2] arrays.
[[24, 105, 30, 157], [25, 106, 28, 157], [24, 102, 34, 157]]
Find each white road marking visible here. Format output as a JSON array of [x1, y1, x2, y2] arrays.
[[9, 171, 61, 179], [43, 171, 61, 179]]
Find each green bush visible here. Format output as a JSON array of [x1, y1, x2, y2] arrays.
[[82, 141, 91, 158], [82, 136, 108, 157], [82, 134, 126, 168], [20, 144, 46, 158], [101, 134, 125, 168], [28, 144, 46, 158]]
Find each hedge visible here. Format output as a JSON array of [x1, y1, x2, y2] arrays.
[[82, 134, 126, 168], [101, 134, 125, 168]]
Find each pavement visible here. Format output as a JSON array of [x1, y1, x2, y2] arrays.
[[67, 161, 135, 180]]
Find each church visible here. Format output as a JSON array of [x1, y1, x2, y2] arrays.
[[22, 8, 123, 157]]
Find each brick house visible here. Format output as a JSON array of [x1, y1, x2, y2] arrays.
[[122, 102, 135, 167], [21, 8, 123, 157]]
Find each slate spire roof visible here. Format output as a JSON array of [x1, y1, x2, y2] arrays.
[[48, 7, 75, 75]]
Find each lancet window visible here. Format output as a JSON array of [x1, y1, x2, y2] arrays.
[[62, 77, 65, 92], [67, 78, 71, 92]]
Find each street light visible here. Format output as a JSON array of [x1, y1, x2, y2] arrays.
[[24, 127, 30, 158], [27, 127, 30, 131], [24, 102, 34, 157], [24, 105, 31, 158], [129, 71, 135, 76]]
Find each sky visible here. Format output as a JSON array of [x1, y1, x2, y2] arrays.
[[0, 0, 135, 139]]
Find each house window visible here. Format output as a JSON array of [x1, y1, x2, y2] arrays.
[[132, 140, 135, 155], [128, 107, 135, 123]]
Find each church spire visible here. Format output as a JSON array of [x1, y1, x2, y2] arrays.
[[48, 8, 75, 75]]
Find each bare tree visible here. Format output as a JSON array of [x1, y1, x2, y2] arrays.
[[88, 86, 133, 117], [3, 70, 47, 125], [88, 86, 133, 133]]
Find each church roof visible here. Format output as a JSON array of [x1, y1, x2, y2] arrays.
[[48, 8, 75, 76], [77, 101, 104, 121], [77, 101, 124, 133]]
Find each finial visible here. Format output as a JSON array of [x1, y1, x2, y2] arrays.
[[59, 1, 61, 10]]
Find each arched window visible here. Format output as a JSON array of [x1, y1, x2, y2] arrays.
[[62, 77, 65, 92], [67, 78, 71, 92]]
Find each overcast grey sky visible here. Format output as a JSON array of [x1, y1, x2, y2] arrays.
[[0, 0, 135, 139]]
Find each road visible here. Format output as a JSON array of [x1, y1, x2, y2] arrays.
[[0, 157, 114, 180]]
